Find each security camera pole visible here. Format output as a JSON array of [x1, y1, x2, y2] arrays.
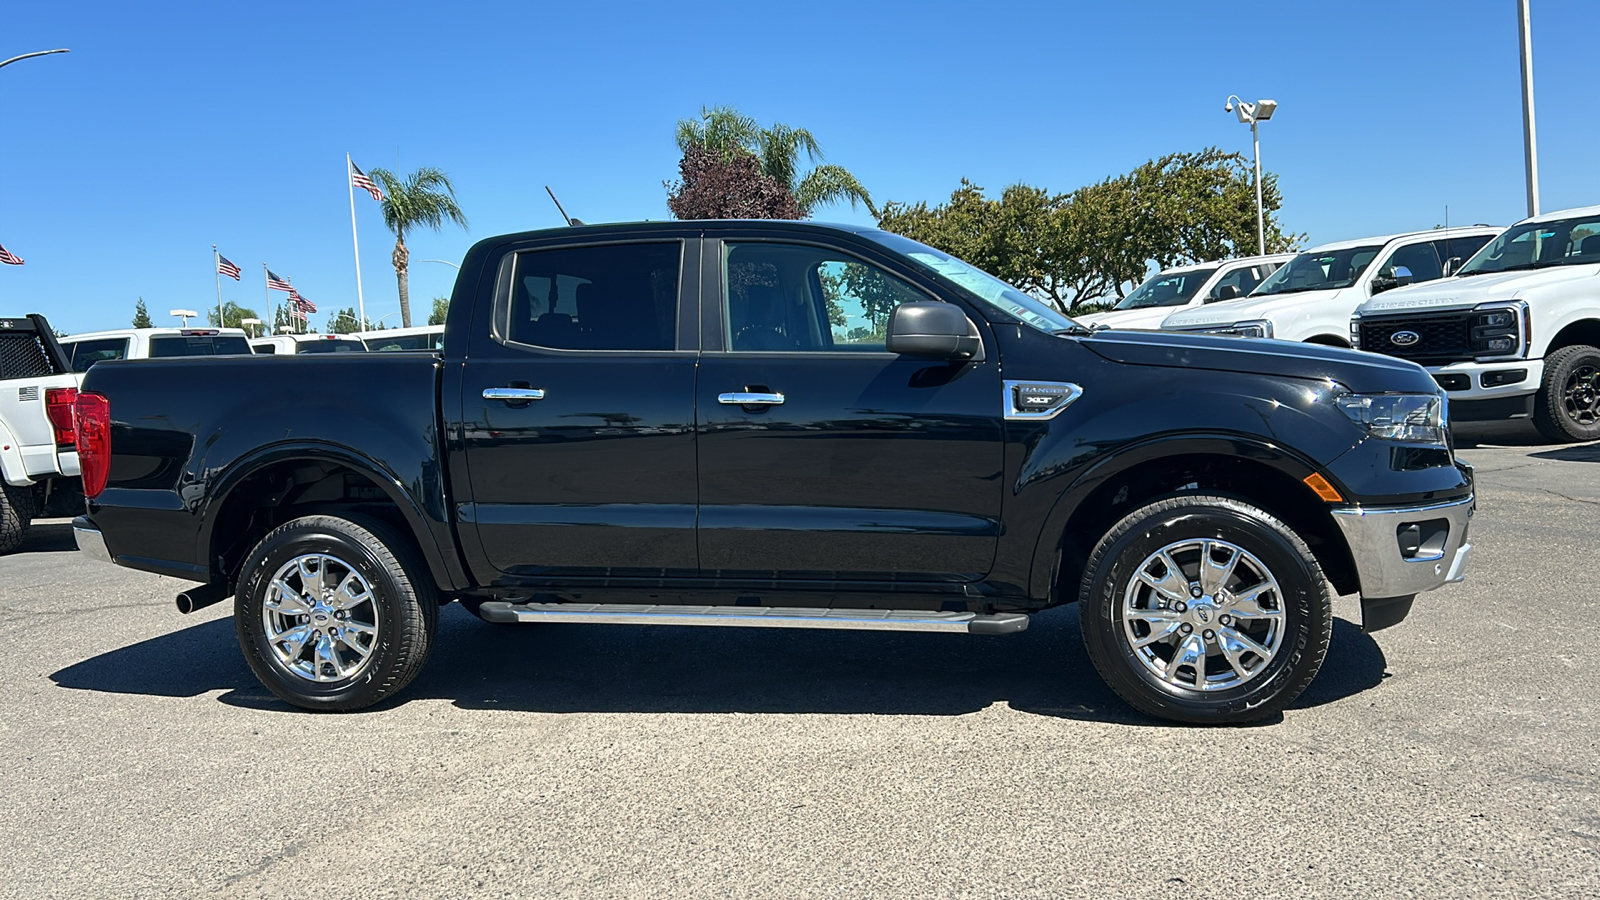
[[1518, 0, 1540, 217], [1225, 95, 1277, 256]]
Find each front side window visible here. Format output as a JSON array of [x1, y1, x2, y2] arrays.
[[860, 230, 1078, 333], [1457, 214, 1600, 276], [1207, 264, 1266, 301], [1114, 268, 1218, 310], [724, 242, 929, 352], [147, 335, 253, 358], [1375, 242, 1443, 283], [1434, 235, 1493, 274], [66, 338, 130, 371], [507, 242, 681, 351], [1253, 246, 1383, 296]]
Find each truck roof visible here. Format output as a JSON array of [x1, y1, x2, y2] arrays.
[[1517, 204, 1600, 224], [61, 326, 249, 341], [1303, 225, 1502, 254]]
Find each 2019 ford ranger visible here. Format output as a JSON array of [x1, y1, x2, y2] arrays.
[[71, 222, 1476, 724]]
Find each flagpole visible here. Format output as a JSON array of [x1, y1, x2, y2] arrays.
[[214, 245, 223, 328], [347, 153, 366, 330], [262, 264, 270, 335]]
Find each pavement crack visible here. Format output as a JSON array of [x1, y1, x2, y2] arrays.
[[1537, 488, 1600, 507], [0, 601, 168, 617]]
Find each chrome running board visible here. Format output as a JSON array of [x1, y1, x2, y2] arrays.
[[475, 602, 1028, 635]]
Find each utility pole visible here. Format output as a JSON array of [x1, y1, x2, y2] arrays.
[[1518, 0, 1540, 217]]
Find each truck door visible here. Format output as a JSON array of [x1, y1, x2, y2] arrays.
[[456, 237, 701, 580], [694, 236, 1004, 583]]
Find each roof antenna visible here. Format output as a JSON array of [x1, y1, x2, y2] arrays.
[[545, 186, 583, 226]]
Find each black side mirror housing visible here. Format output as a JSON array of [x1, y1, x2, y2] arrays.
[[886, 302, 982, 360], [1211, 284, 1242, 302]]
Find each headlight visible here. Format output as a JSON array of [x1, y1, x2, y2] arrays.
[[1336, 392, 1448, 445], [1192, 319, 1274, 339], [1469, 303, 1525, 356]]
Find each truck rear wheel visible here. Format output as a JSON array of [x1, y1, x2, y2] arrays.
[[0, 482, 36, 554], [1078, 494, 1332, 725], [1534, 344, 1600, 443], [235, 514, 437, 711]]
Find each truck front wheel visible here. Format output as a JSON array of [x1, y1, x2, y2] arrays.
[[235, 514, 437, 711], [1534, 344, 1600, 443], [1078, 495, 1332, 725]]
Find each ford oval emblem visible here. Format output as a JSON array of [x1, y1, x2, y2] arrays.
[[1390, 330, 1421, 347]]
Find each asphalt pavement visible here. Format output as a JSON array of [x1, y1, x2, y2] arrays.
[[2, 420, 1596, 899]]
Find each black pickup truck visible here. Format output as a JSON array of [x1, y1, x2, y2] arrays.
[[73, 222, 1474, 724]]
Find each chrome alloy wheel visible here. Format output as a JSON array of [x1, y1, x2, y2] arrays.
[[1121, 538, 1285, 692], [1562, 363, 1600, 426], [261, 553, 380, 683]]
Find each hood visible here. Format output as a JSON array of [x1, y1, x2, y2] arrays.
[[1158, 288, 1345, 328], [1077, 305, 1184, 330], [1080, 329, 1438, 394], [1356, 265, 1600, 315]]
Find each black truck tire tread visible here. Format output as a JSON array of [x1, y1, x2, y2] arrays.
[[235, 514, 437, 711], [1534, 344, 1600, 443], [1078, 494, 1333, 725], [0, 482, 36, 554]]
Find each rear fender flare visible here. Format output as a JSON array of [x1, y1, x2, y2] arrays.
[[196, 441, 467, 591]]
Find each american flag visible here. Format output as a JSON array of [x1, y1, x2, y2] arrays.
[[290, 290, 317, 315], [0, 243, 23, 266], [265, 269, 293, 292], [350, 161, 383, 203], [217, 254, 241, 281]]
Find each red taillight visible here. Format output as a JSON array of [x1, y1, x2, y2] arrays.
[[74, 392, 111, 498], [45, 387, 78, 446]]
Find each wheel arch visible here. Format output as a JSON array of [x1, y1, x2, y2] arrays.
[[1304, 334, 1352, 348], [1029, 436, 1359, 604], [1544, 317, 1600, 355], [197, 442, 467, 594]]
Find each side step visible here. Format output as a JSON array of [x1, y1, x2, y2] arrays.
[[475, 602, 1029, 635]]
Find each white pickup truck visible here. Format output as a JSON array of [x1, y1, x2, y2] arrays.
[[1159, 227, 1500, 344], [1076, 254, 1291, 330], [0, 314, 80, 552], [249, 333, 368, 354], [1350, 205, 1600, 441], [58, 327, 254, 370]]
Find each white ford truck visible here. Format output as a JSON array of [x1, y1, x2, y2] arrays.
[[1350, 205, 1600, 442], [0, 314, 80, 552], [1160, 227, 1500, 345], [1076, 254, 1292, 330]]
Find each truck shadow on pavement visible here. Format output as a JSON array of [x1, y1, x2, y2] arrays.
[[16, 520, 78, 553], [49, 604, 1389, 726]]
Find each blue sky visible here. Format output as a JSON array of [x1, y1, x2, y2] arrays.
[[3, 0, 1596, 334]]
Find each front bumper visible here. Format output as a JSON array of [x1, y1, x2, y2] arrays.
[[72, 516, 113, 565], [1330, 495, 1473, 602], [1427, 358, 1543, 404]]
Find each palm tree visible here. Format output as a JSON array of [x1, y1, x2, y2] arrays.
[[675, 106, 876, 218], [368, 166, 468, 328]]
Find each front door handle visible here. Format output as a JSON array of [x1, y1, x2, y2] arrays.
[[483, 387, 546, 402], [718, 392, 784, 406]]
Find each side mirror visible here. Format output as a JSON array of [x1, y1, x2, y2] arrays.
[[1443, 256, 1463, 277], [1391, 265, 1414, 285], [1370, 265, 1414, 295], [886, 302, 982, 359], [1210, 284, 1242, 302]]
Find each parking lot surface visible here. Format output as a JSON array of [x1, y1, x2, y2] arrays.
[[2, 422, 1597, 899]]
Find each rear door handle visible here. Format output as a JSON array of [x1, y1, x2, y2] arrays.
[[718, 392, 784, 406], [483, 387, 546, 401]]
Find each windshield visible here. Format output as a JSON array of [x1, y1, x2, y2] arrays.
[[1457, 214, 1600, 276], [1251, 246, 1382, 296], [147, 335, 253, 357], [297, 339, 367, 353], [862, 231, 1080, 333], [1113, 268, 1219, 310]]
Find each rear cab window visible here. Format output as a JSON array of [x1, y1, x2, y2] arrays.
[[147, 334, 253, 358], [294, 339, 367, 353]]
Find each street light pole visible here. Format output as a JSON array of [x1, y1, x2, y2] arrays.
[[0, 49, 70, 71], [1226, 95, 1278, 256], [1517, 0, 1540, 217]]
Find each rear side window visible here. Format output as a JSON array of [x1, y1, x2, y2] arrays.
[[66, 337, 130, 372], [254, 344, 277, 354], [366, 333, 442, 351], [507, 242, 681, 351], [148, 335, 253, 358]]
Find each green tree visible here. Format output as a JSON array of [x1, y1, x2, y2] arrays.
[[674, 106, 875, 218], [327, 308, 376, 333], [876, 149, 1298, 313], [206, 301, 261, 329], [368, 166, 468, 328], [132, 298, 152, 328], [428, 296, 449, 326]]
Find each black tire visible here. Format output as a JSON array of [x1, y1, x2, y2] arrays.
[[235, 514, 437, 711], [0, 482, 37, 555], [1534, 344, 1600, 443], [1078, 494, 1332, 725]]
